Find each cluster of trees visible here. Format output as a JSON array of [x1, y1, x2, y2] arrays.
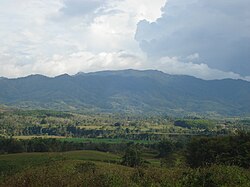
[[121, 133, 250, 169], [0, 137, 129, 154], [2, 110, 246, 141], [21, 125, 114, 137], [0, 138, 83, 153], [1, 133, 250, 169], [186, 132, 250, 168], [121, 145, 145, 167]]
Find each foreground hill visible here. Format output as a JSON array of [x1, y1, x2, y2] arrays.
[[1, 150, 250, 187], [0, 69, 249, 116]]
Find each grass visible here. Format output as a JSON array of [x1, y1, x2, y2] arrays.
[[0, 150, 120, 166], [13, 135, 65, 139], [62, 150, 120, 162], [1, 151, 250, 186], [0, 150, 120, 183], [0, 150, 160, 179]]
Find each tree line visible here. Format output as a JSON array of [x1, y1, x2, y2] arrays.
[[1, 132, 250, 169]]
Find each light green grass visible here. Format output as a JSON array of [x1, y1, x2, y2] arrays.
[[0, 150, 120, 182], [13, 135, 65, 139]]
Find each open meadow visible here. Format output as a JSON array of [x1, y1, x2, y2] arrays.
[[1, 150, 250, 187]]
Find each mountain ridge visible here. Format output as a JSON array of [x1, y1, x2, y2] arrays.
[[0, 69, 249, 116], [2, 69, 249, 83]]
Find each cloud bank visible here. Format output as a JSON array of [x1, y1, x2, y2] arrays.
[[0, 0, 249, 81], [136, 0, 250, 76]]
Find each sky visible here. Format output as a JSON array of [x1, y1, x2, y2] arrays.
[[0, 0, 249, 81]]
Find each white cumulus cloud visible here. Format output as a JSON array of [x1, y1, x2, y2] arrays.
[[0, 0, 249, 82]]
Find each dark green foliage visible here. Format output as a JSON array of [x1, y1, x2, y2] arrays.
[[186, 132, 250, 168], [157, 140, 184, 167], [40, 118, 47, 124], [157, 139, 175, 157], [0, 138, 24, 153], [180, 165, 250, 187], [0, 137, 134, 154], [121, 145, 144, 167]]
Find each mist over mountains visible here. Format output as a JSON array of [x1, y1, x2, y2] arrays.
[[0, 69, 249, 116]]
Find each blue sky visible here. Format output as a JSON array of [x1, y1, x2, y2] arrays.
[[0, 0, 249, 80]]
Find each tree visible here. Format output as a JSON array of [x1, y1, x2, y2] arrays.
[[121, 145, 143, 167], [157, 140, 176, 167], [157, 140, 174, 158], [186, 133, 250, 168]]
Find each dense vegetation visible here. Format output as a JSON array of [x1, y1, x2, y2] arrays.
[[1, 133, 250, 168], [1, 109, 248, 141], [1, 109, 250, 186], [0, 137, 131, 154], [1, 70, 250, 116], [1, 150, 250, 187], [186, 132, 250, 168]]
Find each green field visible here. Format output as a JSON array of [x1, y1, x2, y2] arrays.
[[1, 150, 250, 187], [1, 110, 250, 186], [3, 109, 244, 143], [0, 151, 119, 183], [0, 150, 160, 186]]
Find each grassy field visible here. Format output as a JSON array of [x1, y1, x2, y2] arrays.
[[13, 135, 65, 139], [0, 151, 120, 183], [0, 150, 160, 183], [1, 150, 250, 186]]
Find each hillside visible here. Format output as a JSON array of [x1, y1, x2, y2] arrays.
[[2, 150, 250, 187], [0, 69, 250, 116]]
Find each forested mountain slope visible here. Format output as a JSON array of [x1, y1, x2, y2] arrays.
[[0, 69, 249, 116]]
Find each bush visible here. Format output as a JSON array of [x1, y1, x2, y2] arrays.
[[186, 133, 250, 168], [121, 145, 144, 167]]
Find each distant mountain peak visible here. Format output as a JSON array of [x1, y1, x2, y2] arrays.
[[74, 72, 86, 76], [55, 73, 71, 78], [20, 74, 49, 80], [75, 69, 165, 76], [0, 69, 249, 116], [81, 69, 169, 78]]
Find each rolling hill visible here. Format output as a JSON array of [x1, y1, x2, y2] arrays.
[[0, 69, 249, 116]]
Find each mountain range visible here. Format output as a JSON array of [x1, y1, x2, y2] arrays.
[[0, 69, 249, 116]]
